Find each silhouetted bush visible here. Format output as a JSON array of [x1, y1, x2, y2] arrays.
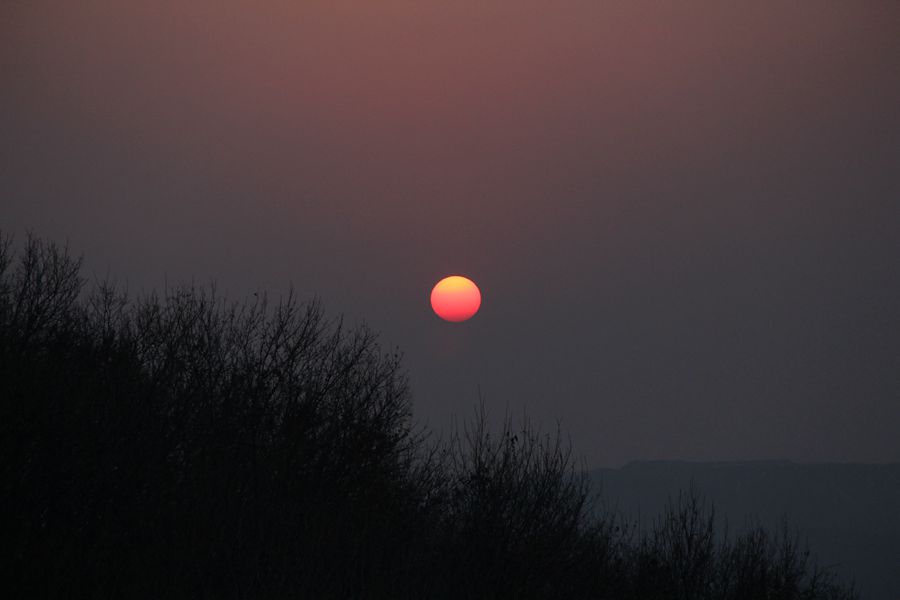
[[0, 233, 858, 599], [430, 408, 620, 599], [619, 490, 857, 600]]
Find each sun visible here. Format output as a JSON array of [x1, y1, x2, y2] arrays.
[[430, 275, 481, 322]]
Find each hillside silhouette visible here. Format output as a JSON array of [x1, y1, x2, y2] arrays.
[[1, 233, 859, 599]]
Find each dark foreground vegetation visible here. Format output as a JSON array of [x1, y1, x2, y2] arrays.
[[1, 234, 857, 599]]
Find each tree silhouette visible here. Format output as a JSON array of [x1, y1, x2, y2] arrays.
[[0, 233, 858, 599]]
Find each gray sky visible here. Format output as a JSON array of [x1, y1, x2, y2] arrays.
[[3, 1, 899, 467]]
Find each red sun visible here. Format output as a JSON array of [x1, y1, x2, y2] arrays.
[[430, 275, 481, 322]]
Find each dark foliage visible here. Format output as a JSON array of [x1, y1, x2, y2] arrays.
[[0, 234, 858, 599]]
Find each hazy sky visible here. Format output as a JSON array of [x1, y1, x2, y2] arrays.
[[3, 1, 899, 467]]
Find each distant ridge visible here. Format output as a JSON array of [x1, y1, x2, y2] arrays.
[[588, 461, 900, 600], [622, 459, 797, 469], [620, 459, 898, 468]]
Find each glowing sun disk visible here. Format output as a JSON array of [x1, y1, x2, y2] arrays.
[[430, 275, 481, 322]]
